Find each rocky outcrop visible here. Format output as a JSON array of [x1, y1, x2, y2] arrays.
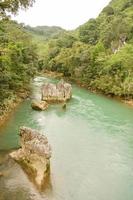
[[10, 127, 52, 188], [111, 35, 126, 54], [31, 100, 48, 111], [41, 79, 72, 103]]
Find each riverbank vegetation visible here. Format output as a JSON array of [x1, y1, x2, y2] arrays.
[[0, 0, 133, 122], [0, 0, 38, 120], [36, 0, 133, 100]]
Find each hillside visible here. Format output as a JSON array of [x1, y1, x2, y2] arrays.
[[25, 25, 65, 40], [24, 25, 66, 60], [40, 0, 133, 100]]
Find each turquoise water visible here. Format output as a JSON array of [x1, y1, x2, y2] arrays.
[[0, 76, 133, 200]]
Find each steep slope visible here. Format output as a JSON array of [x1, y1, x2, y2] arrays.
[[41, 0, 133, 100]]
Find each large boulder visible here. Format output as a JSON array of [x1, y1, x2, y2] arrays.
[[31, 100, 48, 111], [41, 79, 72, 103], [10, 127, 52, 188]]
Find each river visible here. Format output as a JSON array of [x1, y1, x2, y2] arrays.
[[0, 76, 133, 200]]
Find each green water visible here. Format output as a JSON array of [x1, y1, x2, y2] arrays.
[[0, 76, 133, 200]]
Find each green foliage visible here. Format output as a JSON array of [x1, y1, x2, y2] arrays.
[[55, 33, 77, 48], [0, 0, 35, 18], [79, 19, 99, 45], [41, 0, 133, 100], [102, 6, 114, 15], [110, 0, 133, 11], [0, 19, 38, 112], [25, 25, 65, 40]]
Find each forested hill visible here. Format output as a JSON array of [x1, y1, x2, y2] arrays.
[[25, 25, 65, 40], [23, 25, 66, 61], [78, 0, 133, 47], [40, 0, 133, 100]]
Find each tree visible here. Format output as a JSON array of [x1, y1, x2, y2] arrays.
[[0, 20, 38, 112], [0, 0, 35, 18], [79, 19, 99, 45], [102, 6, 114, 15]]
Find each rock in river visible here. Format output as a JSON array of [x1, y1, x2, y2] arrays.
[[31, 100, 48, 111], [41, 79, 72, 103], [10, 127, 52, 188]]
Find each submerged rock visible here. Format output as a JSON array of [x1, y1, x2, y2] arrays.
[[41, 79, 72, 103], [10, 127, 52, 188], [31, 100, 48, 111]]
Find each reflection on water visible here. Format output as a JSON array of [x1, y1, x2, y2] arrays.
[[0, 76, 133, 200]]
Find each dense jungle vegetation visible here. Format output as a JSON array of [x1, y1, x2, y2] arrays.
[[37, 0, 133, 99], [0, 0, 38, 116], [0, 0, 133, 118], [25, 25, 65, 40]]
